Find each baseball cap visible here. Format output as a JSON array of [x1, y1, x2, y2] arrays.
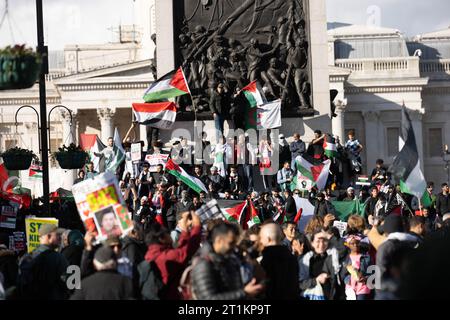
[[38, 224, 65, 237], [94, 246, 117, 264]]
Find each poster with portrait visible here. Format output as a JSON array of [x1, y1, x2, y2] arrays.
[[72, 171, 133, 241]]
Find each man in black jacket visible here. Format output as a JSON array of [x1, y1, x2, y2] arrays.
[[259, 223, 299, 299], [71, 246, 134, 300], [210, 82, 229, 143], [283, 189, 298, 222], [435, 183, 450, 217], [364, 187, 379, 224], [191, 222, 264, 300], [314, 192, 336, 218]]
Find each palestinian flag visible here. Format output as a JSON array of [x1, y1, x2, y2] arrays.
[[323, 134, 338, 158], [242, 80, 267, 107], [223, 200, 247, 224], [389, 106, 426, 198], [105, 128, 126, 173], [292, 155, 331, 191], [132, 102, 177, 130], [165, 159, 208, 194], [29, 162, 43, 179], [80, 133, 105, 172], [245, 200, 261, 229], [143, 67, 189, 102]]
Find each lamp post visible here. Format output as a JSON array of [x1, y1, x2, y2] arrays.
[[36, 0, 50, 215]]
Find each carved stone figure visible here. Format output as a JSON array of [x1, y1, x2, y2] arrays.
[[174, 0, 314, 118]]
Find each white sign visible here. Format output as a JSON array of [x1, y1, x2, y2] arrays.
[[131, 143, 142, 162], [145, 153, 169, 172], [333, 221, 348, 237]]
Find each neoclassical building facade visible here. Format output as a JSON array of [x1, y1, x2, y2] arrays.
[[2, 21, 450, 194]]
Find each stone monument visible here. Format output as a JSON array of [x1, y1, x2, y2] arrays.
[[155, 0, 331, 141]]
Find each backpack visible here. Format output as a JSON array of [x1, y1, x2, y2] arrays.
[[137, 259, 165, 300], [178, 255, 210, 300]]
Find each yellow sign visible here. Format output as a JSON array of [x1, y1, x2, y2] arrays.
[[25, 217, 59, 253], [86, 185, 119, 212]]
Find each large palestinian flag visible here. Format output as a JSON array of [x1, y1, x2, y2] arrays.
[[292, 155, 331, 191], [143, 67, 190, 102], [132, 102, 177, 130], [389, 105, 426, 198], [165, 159, 208, 194]]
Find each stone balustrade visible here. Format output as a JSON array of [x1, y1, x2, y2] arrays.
[[420, 59, 450, 79], [335, 57, 421, 79]]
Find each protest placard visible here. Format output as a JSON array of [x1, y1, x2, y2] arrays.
[[9, 231, 26, 252], [333, 220, 348, 237], [72, 171, 133, 241], [131, 143, 142, 163], [25, 217, 59, 253], [145, 153, 169, 172], [196, 199, 224, 223], [0, 204, 18, 229]]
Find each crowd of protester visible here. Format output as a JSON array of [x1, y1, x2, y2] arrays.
[[1, 127, 450, 300]]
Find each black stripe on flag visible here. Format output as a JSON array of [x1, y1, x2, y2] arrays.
[[389, 107, 419, 182]]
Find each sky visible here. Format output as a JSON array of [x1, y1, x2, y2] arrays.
[[0, 0, 449, 50]]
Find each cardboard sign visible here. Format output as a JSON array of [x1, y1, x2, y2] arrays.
[[25, 217, 59, 253], [131, 143, 142, 163], [333, 220, 348, 237], [72, 171, 133, 241], [145, 153, 169, 172]]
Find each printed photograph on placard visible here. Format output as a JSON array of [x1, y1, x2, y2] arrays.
[[94, 205, 123, 239]]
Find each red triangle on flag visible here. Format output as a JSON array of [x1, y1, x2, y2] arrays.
[[169, 67, 190, 93], [310, 164, 325, 182]]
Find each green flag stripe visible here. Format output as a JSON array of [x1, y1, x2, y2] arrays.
[[168, 169, 202, 194], [296, 162, 314, 181], [143, 87, 188, 102]]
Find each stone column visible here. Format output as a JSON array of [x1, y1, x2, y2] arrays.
[[155, 0, 175, 77], [409, 109, 425, 172], [332, 100, 347, 143], [60, 109, 78, 188], [362, 111, 380, 172], [97, 108, 115, 144]]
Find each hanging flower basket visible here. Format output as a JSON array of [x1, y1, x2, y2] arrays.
[[0, 147, 36, 170], [0, 45, 41, 90], [53, 144, 89, 169]]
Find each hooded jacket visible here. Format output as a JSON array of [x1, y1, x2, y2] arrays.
[[145, 225, 201, 300]]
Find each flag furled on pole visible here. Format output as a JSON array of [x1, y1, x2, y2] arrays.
[[132, 102, 177, 130], [292, 155, 331, 191], [323, 134, 338, 159], [165, 159, 208, 194], [389, 106, 426, 198], [105, 128, 126, 173], [143, 67, 189, 102]]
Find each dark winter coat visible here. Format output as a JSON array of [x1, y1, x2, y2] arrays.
[[260, 245, 299, 300], [70, 270, 134, 300], [191, 242, 246, 300]]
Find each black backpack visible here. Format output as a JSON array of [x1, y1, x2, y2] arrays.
[[137, 259, 166, 300]]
